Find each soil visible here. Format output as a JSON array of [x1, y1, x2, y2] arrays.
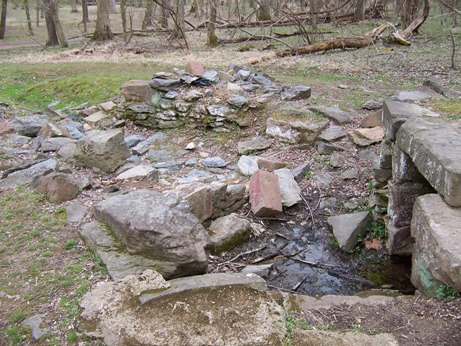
[[1, 17, 461, 345]]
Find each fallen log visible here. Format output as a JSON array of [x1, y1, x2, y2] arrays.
[[277, 23, 388, 57]]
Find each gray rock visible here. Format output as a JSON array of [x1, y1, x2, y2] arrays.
[[266, 117, 328, 144], [39, 137, 74, 152], [241, 83, 261, 92], [362, 100, 382, 110], [115, 165, 158, 181], [211, 183, 247, 219], [327, 211, 371, 252], [236, 69, 251, 81], [423, 78, 449, 97], [310, 106, 351, 125], [131, 132, 166, 155], [385, 220, 412, 256], [32, 172, 79, 204], [64, 200, 87, 224], [164, 91, 179, 99], [93, 190, 209, 278], [74, 129, 130, 173], [227, 82, 244, 94], [176, 184, 213, 222], [79, 221, 177, 279], [61, 121, 85, 139], [237, 138, 272, 155], [411, 194, 461, 296], [264, 84, 283, 94], [57, 142, 78, 160], [201, 156, 228, 168], [147, 149, 173, 163], [316, 141, 345, 155], [227, 95, 248, 108], [396, 117, 461, 207], [330, 153, 345, 168], [207, 214, 251, 254], [124, 134, 144, 148], [202, 70, 219, 83], [292, 330, 398, 346], [252, 73, 272, 85], [7, 134, 31, 145], [207, 105, 230, 118], [340, 168, 359, 180], [281, 85, 312, 101], [358, 148, 377, 161], [274, 168, 302, 207], [291, 162, 311, 183], [153, 160, 183, 169], [318, 126, 346, 142], [394, 87, 439, 102], [313, 172, 333, 189], [176, 169, 212, 183], [0, 159, 57, 189], [11, 116, 48, 137], [79, 271, 284, 346], [149, 77, 181, 91], [23, 315, 48, 340], [237, 155, 259, 176], [382, 100, 439, 141]]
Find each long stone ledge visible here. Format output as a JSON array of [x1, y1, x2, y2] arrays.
[[396, 117, 461, 207]]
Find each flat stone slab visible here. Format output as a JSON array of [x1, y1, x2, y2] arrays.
[[396, 117, 461, 207], [411, 194, 461, 296], [139, 272, 267, 304], [327, 211, 371, 252], [0, 159, 57, 189], [309, 106, 352, 125], [382, 100, 440, 140]]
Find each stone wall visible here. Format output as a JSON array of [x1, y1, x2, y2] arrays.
[[373, 99, 461, 297]]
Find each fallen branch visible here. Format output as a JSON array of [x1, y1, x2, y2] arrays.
[[292, 258, 337, 270], [217, 245, 266, 266], [276, 23, 388, 57], [291, 276, 308, 291]]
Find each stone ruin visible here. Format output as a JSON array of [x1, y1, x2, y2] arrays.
[[1, 60, 460, 344]]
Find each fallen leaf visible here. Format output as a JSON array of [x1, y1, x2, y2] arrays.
[[365, 238, 383, 251]]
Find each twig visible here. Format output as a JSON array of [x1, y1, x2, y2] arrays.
[[449, 30, 457, 70], [292, 258, 337, 269], [250, 252, 279, 264], [301, 194, 315, 227], [292, 276, 308, 291], [275, 232, 289, 240], [217, 245, 266, 266], [267, 284, 295, 293]]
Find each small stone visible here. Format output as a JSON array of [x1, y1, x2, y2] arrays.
[[362, 100, 382, 110], [316, 141, 345, 155], [185, 142, 195, 150], [183, 90, 203, 102], [115, 165, 158, 181], [84, 111, 109, 125], [202, 70, 219, 83], [227, 82, 244, 94], [291, 162, 310, 182], [330, 153, 345, 168], [349, 127, 384, 146], [313, 172, 333, 189], [185, 60, 205, 76], [0, 120, 14, 137], [124, 134, 144, 148], [201, 156, 227, 168], [100, 101, 116, 111], [340, 168, 359, 180], [237, 155, 259, 176], [309, 106, 351, 125], [318, 126, 346, 142], [257, 157, 289, 171], [281, 85, 312, 101], [207, 214, 251, 254], [164, 91, 179, 99], [207, 105, 230, 117], [360, 110, 383, 128], [237, 138, 272, 155], [227, 96, 248, 108]]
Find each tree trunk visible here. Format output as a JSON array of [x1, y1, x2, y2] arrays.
[[172, 0, 185, 39], [24, 0, 33, 35], [92, 0, 114, 40], [82, 0, 88, 32], [160, 0, 169, 28], [142, 0, 155, 30], [207, 0, 218, 46], [401, 0, 420, 28], [120, 0, 127, 38], [0, 0, 7, 39], [109, 0, 117, 14], [43, 0, 59, 45], [69, 0, 78, 12], [354, 0, 366, 21], [53, 4, 68, 47], [257, 0, 271, 21]]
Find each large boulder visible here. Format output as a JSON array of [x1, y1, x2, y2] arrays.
[[411, 194, 461, 297], [74, 129, 130, 173], [93, 189, 209, 278], [79, 271, 284, 346], [0, 159, 57, 189], [249, 170, 283, 217]]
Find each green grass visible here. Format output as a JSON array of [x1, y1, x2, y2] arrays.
[[0, 185, 108, 344], [0, 62, 155, 111]]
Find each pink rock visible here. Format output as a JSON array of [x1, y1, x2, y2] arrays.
[[185, 60, 204, 77], [249, 170, 283, 217], [0, 121, 14, 137]]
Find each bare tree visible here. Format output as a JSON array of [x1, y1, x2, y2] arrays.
[[401, 0, 420, 27], [354, 0, 366, 21], [142, 0, 157, 30], [43, 0, 67, 46], [93, 0, 114, 40], [171, 0, 185, 39], [82, 0, 89, 32], [24, 0, 34, 35], [160, 0, 169, 28], [257, 0, 271, 21], [207, 0, 218, 46], [0, 0, 7, 39], [69, 0, 78, 12]]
